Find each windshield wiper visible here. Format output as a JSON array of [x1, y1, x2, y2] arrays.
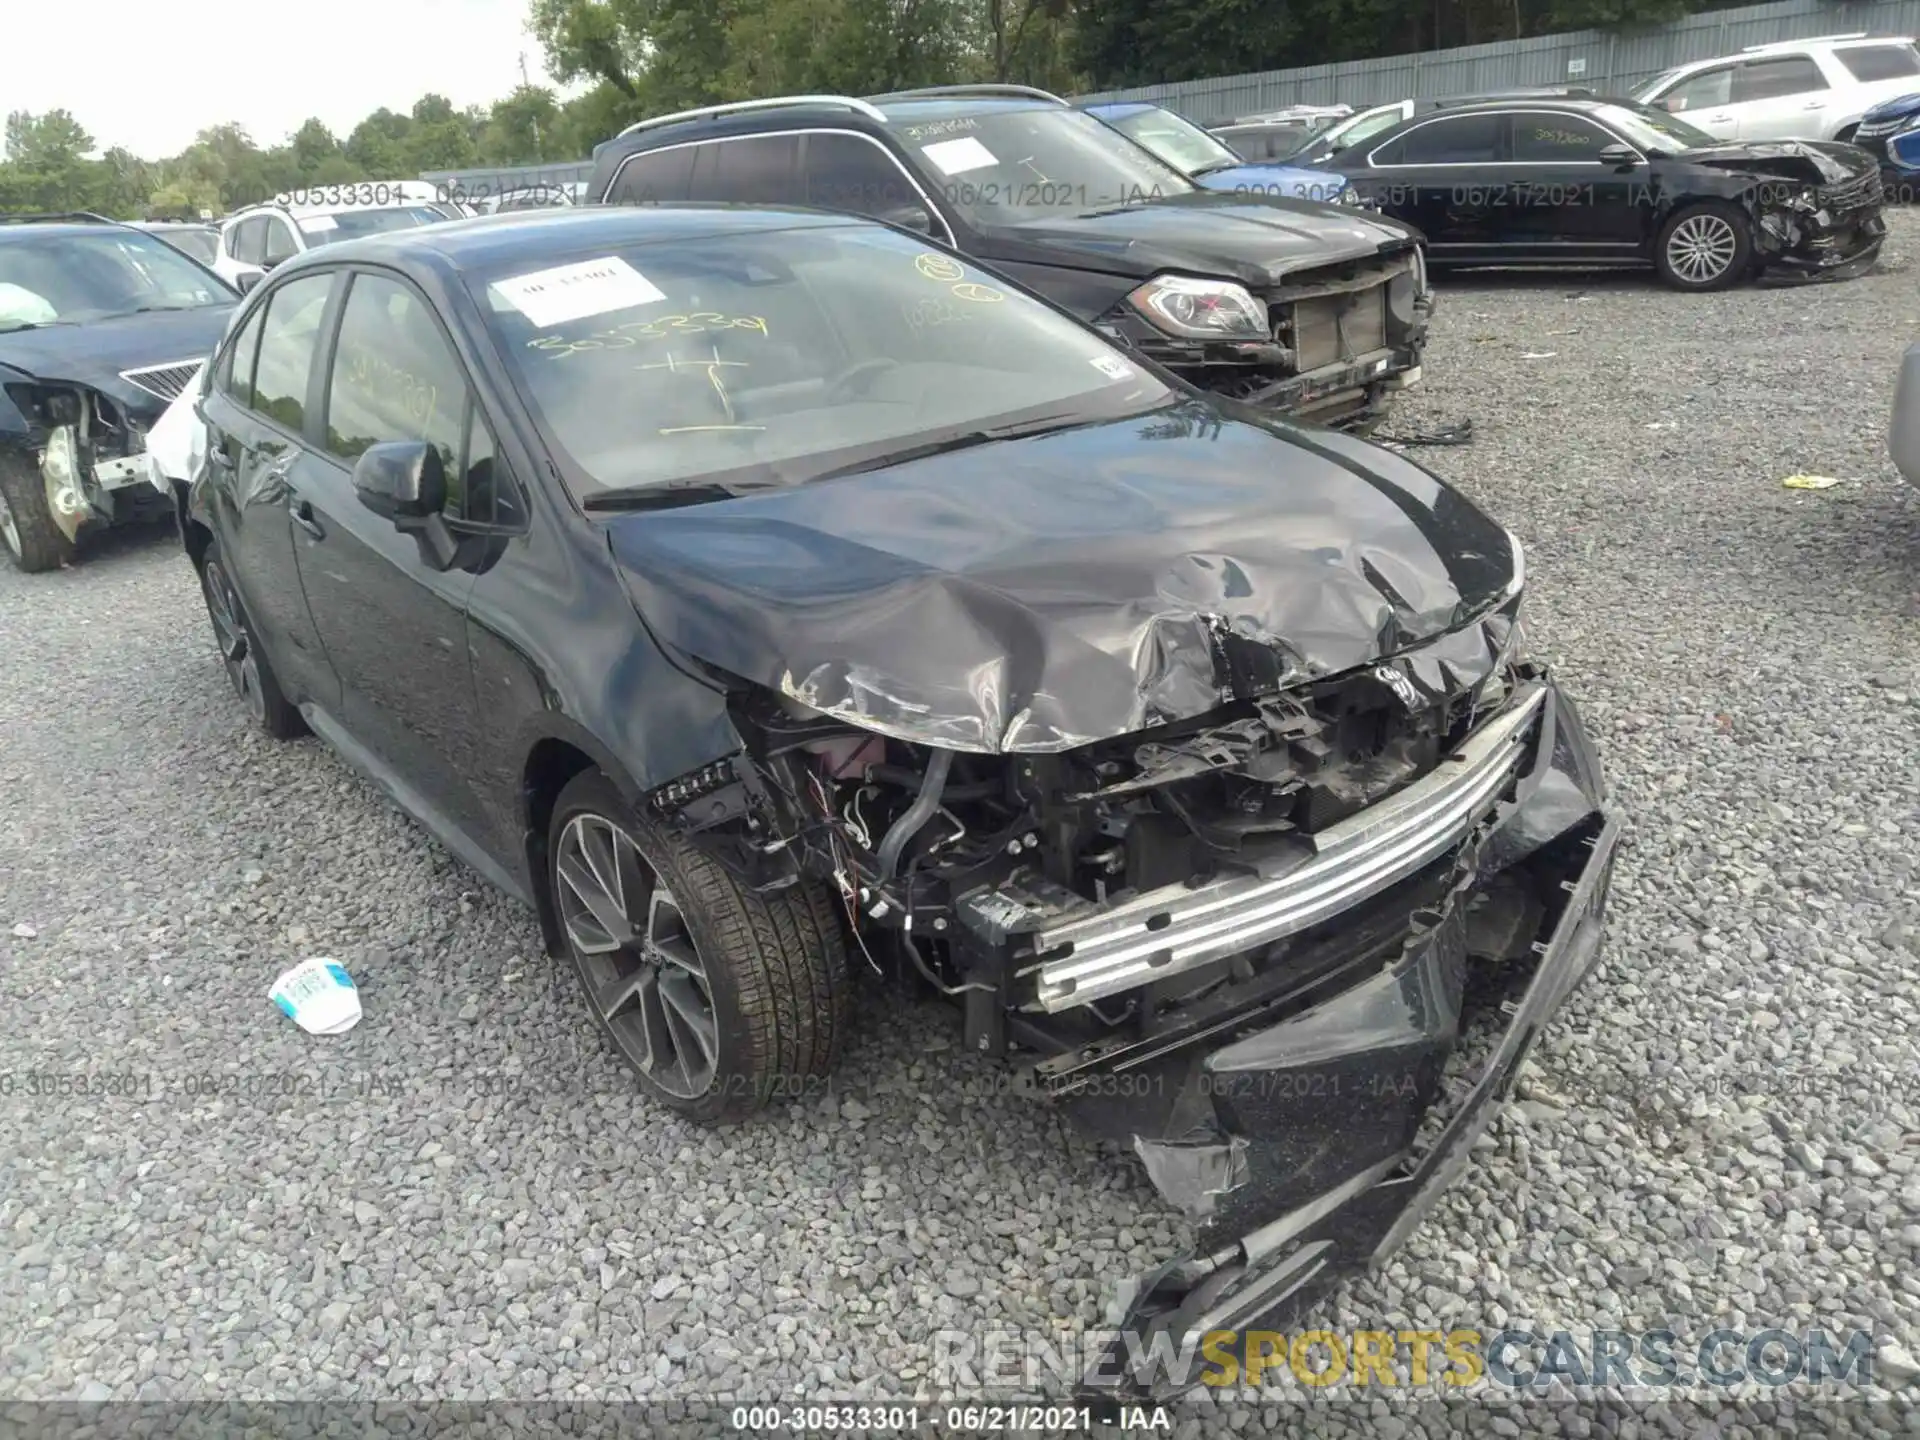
[[806, 412, 1093, 483], [582, 478, 758, 513], [0, 320, 73, 334], [123, 302, 215, 315]]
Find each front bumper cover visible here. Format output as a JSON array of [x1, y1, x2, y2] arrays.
[[1069, 677, 1618, 1409]]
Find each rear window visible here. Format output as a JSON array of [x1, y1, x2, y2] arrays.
[[1836, 43, 1920, 82], [293, 206, 448, 246]]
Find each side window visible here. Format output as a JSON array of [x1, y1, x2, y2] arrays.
[[459, 408, 517, 527], [1734, 56, 1829, 102], [1837, 44, 1920, 82], [323, 273, 471, 514], [607, 147, 696, 205], [1382, 114, 1503, 165], [263, 218, 300, 265], [248, 273, 335, 432], [1511, 116, 1611, 162], [217, 307, 267, 409], [1660, 66, 1734, 112], [1336, 107, 1409, 153], [804, 133, 920, 217], [685, 135, 805, 205], [231, 216, 269, 265]]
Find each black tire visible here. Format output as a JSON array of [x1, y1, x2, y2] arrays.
[[549, 767, 850, 1124], [0, 453, 75, 574], [197, 536, 304, 739], [1655, 202, 1753, 292]]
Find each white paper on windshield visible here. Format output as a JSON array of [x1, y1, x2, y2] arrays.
[[921, 136, 998, 175], [1089, 354, 1136, 381], [297, 214, 339, 235], [490, 255, 667, 329]]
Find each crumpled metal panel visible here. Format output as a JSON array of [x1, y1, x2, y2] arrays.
[[605, 401, 1520, 753]]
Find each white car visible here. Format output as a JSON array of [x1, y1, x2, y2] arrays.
[[211, 185, 466, 291], [1633, 33, 1920, 143]]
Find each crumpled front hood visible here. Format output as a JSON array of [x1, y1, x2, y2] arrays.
[[1685, 139, 1874, 185], [0, 307, 232, 428], [605, 401, 1519, 754], [983, 195, 1421, 288]]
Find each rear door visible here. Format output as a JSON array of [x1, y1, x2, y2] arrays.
[[1357, 111, 1507, 258], [288, 267, 497, 843], [198, 269, 340, 707], [603, 145, 698, 205]]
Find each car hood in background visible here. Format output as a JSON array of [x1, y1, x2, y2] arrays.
[[606, 401, 1519, 754], [1194, 163, 1352, 202], [1683, 139, 1877, 185], [977, 194, 1422, 288], [0, 307, 233, 428]]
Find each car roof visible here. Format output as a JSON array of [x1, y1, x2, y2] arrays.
[[1398, 97, 1613, 117], [270, 204, 865, 277]]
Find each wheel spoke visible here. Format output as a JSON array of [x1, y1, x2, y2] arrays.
[[595, 966, 651, 1023], [557, 849, 634, 952], [659, 969, 719, 1073]]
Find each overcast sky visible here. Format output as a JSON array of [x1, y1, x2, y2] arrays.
[[13, 0, 575, 161]]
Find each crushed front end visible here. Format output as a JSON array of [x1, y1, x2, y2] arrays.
[[646, 580, 1614, 1407], [0, 360, 199, 545], [1095, 247, 1433, 433], [1714, 144, 1889, 278]]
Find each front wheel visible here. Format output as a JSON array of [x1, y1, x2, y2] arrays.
[[549, 768, 850, 1124], [0, 454, 74, 573], [1656, 202, 1752, 291]]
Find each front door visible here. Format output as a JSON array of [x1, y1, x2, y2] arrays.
[[1495, 112, 1649, 258], [287, 267, 492, 844]]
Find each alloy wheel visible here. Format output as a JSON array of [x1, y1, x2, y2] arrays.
[[0, 490, 19, 558], [557, 813, 720, 1100], [200, 558, 267, 725], [1666, 213, 1738, 285]]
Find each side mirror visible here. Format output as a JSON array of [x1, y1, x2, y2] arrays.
[[352, 440, 446, 528], [235, 271, 262, 294], [1598, 144, 1639, 169], [877, 203, 933, 234]]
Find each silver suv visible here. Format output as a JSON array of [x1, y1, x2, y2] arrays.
[[1635, 33, 1920, 144]]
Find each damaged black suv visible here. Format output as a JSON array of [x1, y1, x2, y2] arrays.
[[586, 86, 1435, 431], [183, 206, 1618, 1401], [0, 214, 237, 571]]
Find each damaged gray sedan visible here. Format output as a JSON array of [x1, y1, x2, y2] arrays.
[[180, 207, 1617, 1406]]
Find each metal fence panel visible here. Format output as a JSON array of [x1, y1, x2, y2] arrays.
[[1073, 0, 1920, 121]]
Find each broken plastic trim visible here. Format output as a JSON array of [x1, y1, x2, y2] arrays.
[[1024, 685, 1544, 1011]]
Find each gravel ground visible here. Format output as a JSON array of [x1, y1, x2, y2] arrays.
[[3, 214, 1918, 1436]]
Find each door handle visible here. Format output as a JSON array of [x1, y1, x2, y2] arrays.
[[1707, 113, 1733, 123], [208, 446, 235, 472], [1803, 100, 1827, 109], [289, 496, 325, 540]]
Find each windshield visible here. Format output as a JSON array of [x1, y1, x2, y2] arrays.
[[0, 231, 232, 331], [890, 107, 1196, 221], [295, 205, 449, 246], [1104, 106, 1242, 175], [477, 222, 1172, 500], [1595, 102, 1717, 152], [1634, 66, 1691, 101]]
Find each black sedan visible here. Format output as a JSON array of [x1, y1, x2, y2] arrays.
[[179, 205, 1616, 1403], [1317, 96, 1886, 289]]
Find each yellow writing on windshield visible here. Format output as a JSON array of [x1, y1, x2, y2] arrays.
[[528, 312, 769, 358]]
